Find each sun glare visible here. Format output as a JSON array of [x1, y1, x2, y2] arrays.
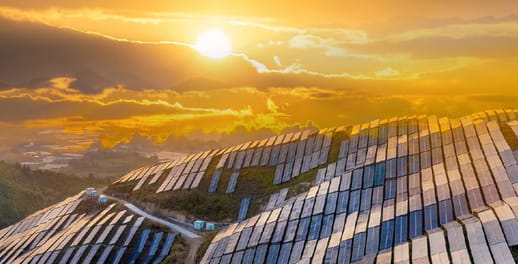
[[195, 29, 232, 59]]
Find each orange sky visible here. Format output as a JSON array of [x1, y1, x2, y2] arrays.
[[0, 1, 517, 150]]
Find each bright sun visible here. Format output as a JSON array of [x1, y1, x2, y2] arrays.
[[195, 29, 232, 59]]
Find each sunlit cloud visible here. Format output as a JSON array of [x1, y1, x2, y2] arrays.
[[375, 67, 400, 78]]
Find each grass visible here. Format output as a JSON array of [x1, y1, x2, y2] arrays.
[[160, 235, 188, 264], [326, 128, 351, 164], [107, 136, 345, 224], [108, 162, 319, 223], [0, 161, 107, 228]]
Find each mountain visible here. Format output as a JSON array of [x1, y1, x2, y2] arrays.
[[1, 109, 518, 263], [0, 161, 107, 228]]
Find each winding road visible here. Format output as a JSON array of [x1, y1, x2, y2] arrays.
[[106, 195, 201, 239]]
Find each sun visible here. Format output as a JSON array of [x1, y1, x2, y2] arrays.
[[194, 29, 232, 59]]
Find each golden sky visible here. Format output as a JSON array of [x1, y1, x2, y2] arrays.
[[0, 1, 517, 150]]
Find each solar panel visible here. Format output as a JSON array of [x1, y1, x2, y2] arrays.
[[337, 239, 352, 263], [365, 226, 380, 255], [351, 231, 366, 262], [300, 155, 311, 173], [300, 198, 315, 218], [320, 214, 334, 239], [428, 230, 449, 262], [283, 220, 298, 243], [180, 172, 195, 189], [282, 162, 294, 183], [248, 225, 265, 248], [81, 244, 100, 264], [123, 226, 139, 247], [393, 215, 408, 245], [308, 215, 322, 240], [265, 244, 280, 264], [226, 171, 239, 193], [242, 248, 255, 264], [379, 220, 394, 250], [70, 244, 88, 264], [236, 228, 252, 251], [253, 244, 268, 264], [302, 239, 318, 261], [258, 147, 271, 166], [111, 247, 127, 264], [310, 151, 320, 169], [360, 189, 373, 212], [271, 221, 287, 243], [259, 222, 276, 245], [237, 198, 251, 222], [58, 246, 75, 264], [127, 229, 151, 264], [82, 225, 101, 245], [94, 245, 114, 264], [276, 243, 292, 263]]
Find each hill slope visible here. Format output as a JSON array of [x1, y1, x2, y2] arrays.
[[0, 161, 106, 228], [1, 109, 518, 264]]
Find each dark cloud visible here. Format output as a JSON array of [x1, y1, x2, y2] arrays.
[[0, 17, 414, 92], [0, 17, 283, 92]]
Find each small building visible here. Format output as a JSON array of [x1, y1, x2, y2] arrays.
[[205, 222, 216, 231], [194, 220, 205, 230], [85, 187, 97, 197], [98, 195, 108, 204]]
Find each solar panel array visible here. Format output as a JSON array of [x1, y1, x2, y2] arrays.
[[205, 128, 337, 193], [111, 127, 340, 195], [0, 192, 177, 263], [201, 109, 518, 264], [113, 149, 215, 192]]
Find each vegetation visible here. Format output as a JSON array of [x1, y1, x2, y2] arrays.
[[0, 161, 107, 228], [108, 159, 319, 223], [62, 150, 159, 179], [326, 128, 350, 164], [161, 235, 188, 264]]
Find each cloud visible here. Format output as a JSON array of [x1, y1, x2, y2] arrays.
[[273, 56, 282, 67], [375, 67, 400, 77], [0, 76, 517, 150]]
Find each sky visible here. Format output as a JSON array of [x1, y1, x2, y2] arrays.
[[0, 1, 517, 152]]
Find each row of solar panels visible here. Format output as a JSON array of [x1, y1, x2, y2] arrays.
[[114, 110, 517, 200], [0, 195, 177, 264], [202, 178, 517, 263], [201, 110, 518, 263], [113, 149, 215, 193], [112, 127, 340, 196], [206, 132, 334, 194]]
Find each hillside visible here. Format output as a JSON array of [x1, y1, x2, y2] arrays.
[[61, 150, 160, 179], [1, 109, 518, 263], [0, 161, 107, 228]]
